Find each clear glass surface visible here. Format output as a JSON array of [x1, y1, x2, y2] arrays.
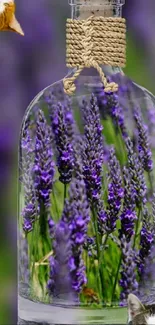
[[18, 1, 155, 324], [69, 0, 124, 19]]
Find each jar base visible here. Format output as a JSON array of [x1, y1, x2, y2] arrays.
[[18, 295, 128, 325]]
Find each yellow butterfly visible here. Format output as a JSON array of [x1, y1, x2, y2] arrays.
[[0, 0, 24, 35]]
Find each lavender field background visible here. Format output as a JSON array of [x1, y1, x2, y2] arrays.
[[0, 0, 155, 324]]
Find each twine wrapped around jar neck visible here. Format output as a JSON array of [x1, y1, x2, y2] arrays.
[[63, 15, 126, 95]]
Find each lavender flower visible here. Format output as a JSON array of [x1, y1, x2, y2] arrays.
[[138, 245, 155, 304], [62, 160, 90, 294], [123, 166, 136, 211], [96, 200, 108, 234], [120, 238, 138, 305], [125, 137, 147, 205], [83, 236, 96, 257], [21, 121, 36, 232], [18, 233, 30, 284], [50, 102, 74, 184], [107, 147, 124, 231], [47, 220, 73, 300], [138, 208, 154, 276], [97, 89, 118, 118], [48, 217, 55, 239], [119, 167, 137, 241], [33, 110, 55, 208], [81, 94, 104, 204], [44, 84, 71, 111], [119, 210, 137, 242], [134, 111, 153, 172], [96, 90, 127, 138], [44, 86, 76, 153], [80, 94, 108, 235]]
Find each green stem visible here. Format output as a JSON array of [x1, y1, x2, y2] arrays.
[[64, 184, 67, 204], [40, 201, 51, 250], [92, 206, 104, 301], [111, 252, 122, 305], [133, 206, 141, 250], [52, 188, 59, 221], [86, 250, 89, 276], [148, 172, 154, 197], [117, 125, 126, 164], [31, 219, 39, 280], [102, 165, 108, 199], [99, 232, 109, 268]]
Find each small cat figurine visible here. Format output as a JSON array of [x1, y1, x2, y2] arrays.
[[127, 294, 155, 325]]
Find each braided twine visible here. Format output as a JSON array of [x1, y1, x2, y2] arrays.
[[63, 16, 126, 95], [0, 2, 15, 30]]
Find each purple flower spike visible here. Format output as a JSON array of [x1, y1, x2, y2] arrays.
[[47, 220, 74, 301], [96, 90, 128, 139], [81, 94, 107, 233], [23, 219, 33, 233], [48, 217, 55, 238], [81, 94, 104, 204], [75, 233, 85, 245], [119, 167, 137, 242], [125, 137, 147, 205], [119, 210, 137, 241], [138, 245, 155, 304], [62, 159, 90, 294], [134, 111, 153, 172], [69, 257, 76, 272], [50, 102, 74, 184], [120, 237, 138, 305], [21, 120, 36, 233], [19, 233, 30, 285], [107, 147, 123, 231], [138, 208, 154, 276], [123, 166, 136, 211], [33, 109, 55, 208], [76, 216, 85, 228]]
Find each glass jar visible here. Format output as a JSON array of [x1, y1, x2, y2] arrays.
[[18, 0, 155, 324]]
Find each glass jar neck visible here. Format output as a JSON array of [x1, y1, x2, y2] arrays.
[[69, 0, 125, 19]]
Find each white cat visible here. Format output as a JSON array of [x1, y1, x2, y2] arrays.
[[128, 294, 155, 325]]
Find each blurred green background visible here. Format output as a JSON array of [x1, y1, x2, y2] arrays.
[[0, 0, 155, 323]]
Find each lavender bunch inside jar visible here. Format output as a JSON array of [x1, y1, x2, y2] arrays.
[[18, 0, 155, 324]]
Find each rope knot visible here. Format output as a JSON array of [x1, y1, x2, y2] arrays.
[[63, 16, 126, 95], [63, 78, 76, 95], [104, 82, 119, 93]]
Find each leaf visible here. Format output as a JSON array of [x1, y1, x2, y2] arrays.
[[36, 250, 53, 265]]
